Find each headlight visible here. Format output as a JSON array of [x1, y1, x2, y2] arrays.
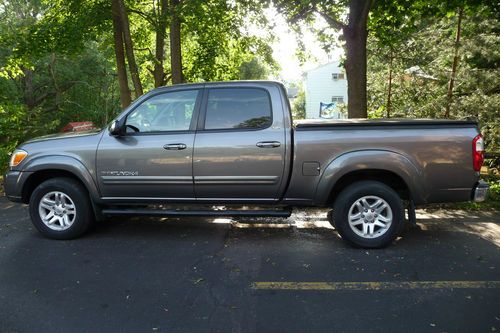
[[9, 149, 28, 167]]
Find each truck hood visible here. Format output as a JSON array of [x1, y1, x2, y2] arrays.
[[24, 129, 102, 144]]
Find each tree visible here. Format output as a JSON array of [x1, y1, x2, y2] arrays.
[[169, 0, 183, 84], [0, 0, 118, 167], [126, 0, 276, 85], [368, 0, 498, 120], [114, 0, 143, 98], [444, 6, 463, 118], [367, 4, 499, 149], [369, 0, 422, 118], [153, 0, 168, 87], [179, 1, 276, 82], [239, 58, 270, 80], [111, 0, 131, 107], [271, 0, 373, 118]]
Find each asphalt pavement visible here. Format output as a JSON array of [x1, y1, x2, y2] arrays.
[[0, 196, 499, 333]]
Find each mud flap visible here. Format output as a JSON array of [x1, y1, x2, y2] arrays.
[[407, 199, 416, 226]]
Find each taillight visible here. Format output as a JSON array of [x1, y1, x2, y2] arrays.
[[472, 134, 484, 172]]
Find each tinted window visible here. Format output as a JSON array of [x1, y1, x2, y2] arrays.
[[126, 90, 198, 132], [204, 88, 272, 130]]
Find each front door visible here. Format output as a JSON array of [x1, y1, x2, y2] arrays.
[[193, 87, 286, 200], [97, 89, 201, 201]]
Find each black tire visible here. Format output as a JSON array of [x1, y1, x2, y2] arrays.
[[331, 181, 405, 248], [29, 177, 94, 240]]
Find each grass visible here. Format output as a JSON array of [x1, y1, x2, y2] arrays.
[[429, 200, 500, 211]]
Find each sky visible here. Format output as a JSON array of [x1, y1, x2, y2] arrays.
[[255, 7, 344, 84]]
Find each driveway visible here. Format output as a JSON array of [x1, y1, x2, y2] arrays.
[[0, 196, 499, 333]]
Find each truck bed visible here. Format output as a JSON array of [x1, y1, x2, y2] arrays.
[[285, 118, 480, 206]]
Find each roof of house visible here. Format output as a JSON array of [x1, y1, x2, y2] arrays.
[[305, 61, 343, 74]]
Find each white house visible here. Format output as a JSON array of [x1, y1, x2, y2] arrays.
[[304, 61, 347, 119]]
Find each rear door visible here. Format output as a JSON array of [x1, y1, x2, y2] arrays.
[[193, 86, 286, 201]]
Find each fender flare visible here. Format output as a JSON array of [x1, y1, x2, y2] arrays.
[[22, 155, 101, 202], [314, 150, 426, 205]]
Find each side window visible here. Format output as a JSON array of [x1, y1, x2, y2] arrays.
[[126, 90, 199, 133], [204, 88, 272, 130]]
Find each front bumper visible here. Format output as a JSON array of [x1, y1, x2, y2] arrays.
[[473, 180, 489, 202], [3, 170, 32, 203]]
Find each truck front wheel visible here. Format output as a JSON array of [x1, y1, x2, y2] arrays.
[[331, 181, 405, 248], [29, 177, 94, 240]]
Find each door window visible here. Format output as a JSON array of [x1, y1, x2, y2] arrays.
[[126, 90, 199, 133], [204, 88, 272, 130]]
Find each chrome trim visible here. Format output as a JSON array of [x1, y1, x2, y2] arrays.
[[163, 143, 187, 150], [101, 176, 192, 185], [195, 198, 277, 202], [256, 141, 281, 148], [101, 197, 277, 202], [101, 197, 195, 202], [194, 176, 278, 185]]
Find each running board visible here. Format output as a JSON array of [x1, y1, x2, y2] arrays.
[[102, 208, 292, 218]]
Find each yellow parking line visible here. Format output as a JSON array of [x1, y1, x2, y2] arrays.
[[251, 281, 500, 291]]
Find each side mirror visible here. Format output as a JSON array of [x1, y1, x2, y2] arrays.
[[109, 120, 122, 136]]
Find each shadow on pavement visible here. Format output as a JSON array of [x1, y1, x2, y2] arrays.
[[0, 197, 499, 333]]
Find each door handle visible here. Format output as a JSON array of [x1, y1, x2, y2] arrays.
[[256, 141, 281, 148], [163, 143, 187, 150]]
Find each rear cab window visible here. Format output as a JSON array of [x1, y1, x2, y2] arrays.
[[204, 88, 272, 130]]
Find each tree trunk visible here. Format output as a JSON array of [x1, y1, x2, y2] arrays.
[[344, 28, 368, 118], [154, 0, 168, 87], [21, 67, 36, 111], [48, 53, 61, 111], [116, 0, 143, 98], [111, 0, 131, 108], [169, 0, 183, 84], [343, 0, 372, 119], [386, 49, 393, 118], [444, 7, 463, 118]]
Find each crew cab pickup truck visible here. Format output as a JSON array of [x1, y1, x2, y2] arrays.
[[4, 81, 489, 248]]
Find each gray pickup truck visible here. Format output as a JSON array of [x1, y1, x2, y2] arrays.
[[4, 81, 489, 248]]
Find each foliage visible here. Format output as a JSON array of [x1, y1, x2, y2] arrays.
[[367, 4, 499, 151], [122, 0, 277, 86], [239, 58, 271, 80], [489, 178, 500, 201], [291, 88, 306, 120]]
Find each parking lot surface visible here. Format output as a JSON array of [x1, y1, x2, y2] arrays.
[[0, 196, 499, 333]]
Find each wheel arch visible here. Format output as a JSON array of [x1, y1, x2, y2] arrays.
[[326, 169, 410, 206], [20, 156, 100, 204], [315, 150, 425, 206]]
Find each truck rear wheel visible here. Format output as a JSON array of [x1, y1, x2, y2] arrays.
[[29, 177, 94, 240], [331, 181, 404, 248]]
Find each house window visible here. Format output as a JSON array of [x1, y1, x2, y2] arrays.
[[332, 73, 345, 80], [332, 96, 344, 103]]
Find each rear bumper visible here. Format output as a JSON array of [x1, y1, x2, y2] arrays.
[[472, 180, 489, 202], [3, 170, 32, 203]]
